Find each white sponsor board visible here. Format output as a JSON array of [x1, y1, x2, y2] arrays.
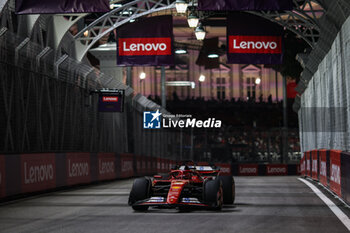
[[330, 164, 340, 185]]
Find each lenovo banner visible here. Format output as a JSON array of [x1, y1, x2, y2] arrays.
[[16, 0, 109, 14], [319, 150, 328, 186], [0, 155, 5, 198], [216, 163, 232, 176], [120, 154, 134, 178], [98, 91, 124, 112], [147, 158, 153, 174], [21, 154, 56, 193], [157, 158, 168, 173], [98, 153, 116, 181], [306, 151, 311, 177], [330, 150, 342, 196], [300, 156, 305, 176], [66, 153, 91, 185], [227, 13, 283, 64], [311, 150, 319, 180], [116, 15, 174, 66], [166, 159, 172, 171], [142, 157, 147, 175], [151, 157, 158, 174], [134, 155, 147, 176], [198, 0, 293, 11], [239, 164, 258, 176], [341, 152, 350, 205], [266, 164, 287, 176], [161, 159, 167, 173]]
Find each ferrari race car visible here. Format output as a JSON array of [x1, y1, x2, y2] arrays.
[[128, 163, 235, 211]]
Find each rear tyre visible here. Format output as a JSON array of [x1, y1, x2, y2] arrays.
[[128, 177, 151, 211], [218, 176, 235, 204], [204, 179, 223, 210]]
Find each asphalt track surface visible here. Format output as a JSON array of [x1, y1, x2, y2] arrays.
[[0, 177, 349, 233]]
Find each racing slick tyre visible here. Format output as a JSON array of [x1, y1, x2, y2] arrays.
[[218, 176, 235, 204], [128, 177, 151, 211], [204, 179, 223, 210]]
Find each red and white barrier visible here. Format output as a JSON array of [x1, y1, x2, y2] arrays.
[[306, 151, 311, 177], [301, 149, 350, 206], [319, 150, 327, 186], [311, 150, 318, 180], [300, 156, 305, 176], [329, 150, 341, 196]]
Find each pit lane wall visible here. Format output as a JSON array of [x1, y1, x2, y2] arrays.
[[0, 153, 178, 200], [301, 150, 350, 205]]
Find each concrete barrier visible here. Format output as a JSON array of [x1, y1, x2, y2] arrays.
[[302, 150, 350, 205], [0, 153, 175, 200], [0, 152, 299, 201]]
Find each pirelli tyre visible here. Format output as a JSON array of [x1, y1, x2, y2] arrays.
[[128, 177, 151, 211], [218, 176, 235, 204], [204, 179, 223, 210]]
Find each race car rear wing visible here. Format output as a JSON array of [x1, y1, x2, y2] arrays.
[[178, 165, 216, 171]]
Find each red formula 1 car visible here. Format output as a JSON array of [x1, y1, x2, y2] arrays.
[[128, 163, 235, 211]]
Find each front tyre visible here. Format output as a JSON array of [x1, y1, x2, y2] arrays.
[[128, 177, 151, 211]]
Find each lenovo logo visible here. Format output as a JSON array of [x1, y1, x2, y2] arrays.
[[99, 160, 115, 175], [24, 162, 54, 184], [267, 167, 286, 174], [312, 160, 318, 173], [330, 164, 340, 184], [102, 96, 118, 102], [220, 167, 231, 174], [119, 37, 171, 56], [122, 161, 133, 173], [320, 161, 326, 177], [68, 160, 89, 178], [240, 167, 257, 174], [229, 36, 282, 54]]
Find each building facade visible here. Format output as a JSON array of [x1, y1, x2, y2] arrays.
[[90, 44, 285, 102]]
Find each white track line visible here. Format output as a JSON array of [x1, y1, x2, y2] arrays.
[[298, 178, 350, 231]]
